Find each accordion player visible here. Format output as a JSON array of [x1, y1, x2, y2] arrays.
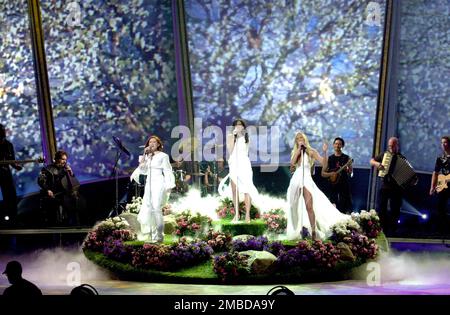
[[378, 151, 418, 189]]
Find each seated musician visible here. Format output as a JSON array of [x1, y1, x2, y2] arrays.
[[200, 159, 226, 197], [429, 135, 450, 233], [370, 137, 417, 234], [37, 150, 84, 226], [172, 156, 193, 194], [321, 137, 353, 214]]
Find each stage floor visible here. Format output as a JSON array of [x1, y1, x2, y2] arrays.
[[0, 240, 449, 295]]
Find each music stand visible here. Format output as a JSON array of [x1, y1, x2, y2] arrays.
[[109, 136, 131, 217]]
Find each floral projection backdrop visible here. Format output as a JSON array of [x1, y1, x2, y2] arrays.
[[0, 1, 42, 195], [41, 0, 179, 180], [397, 0, 450, 172], [185, 0, 386, 166]]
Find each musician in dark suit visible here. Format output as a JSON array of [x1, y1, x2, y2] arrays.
[[37, 150, 83, 226], [370, 137, 407, 233], [321, 137, 353, 214], [0, 123, 22, 227], [429, 136, 450, 233]]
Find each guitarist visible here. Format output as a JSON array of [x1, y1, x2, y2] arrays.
[[429, 136, 450, 233], [0, 123, 23, 227], [321, 137, 353, 214]]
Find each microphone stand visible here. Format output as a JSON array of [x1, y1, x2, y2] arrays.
[[234, 134, 239, 221], [108, 149, 122, 218], [299, 148, 305, 238]]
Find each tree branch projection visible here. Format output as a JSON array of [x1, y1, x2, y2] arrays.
[[187, 0, 384, 164]]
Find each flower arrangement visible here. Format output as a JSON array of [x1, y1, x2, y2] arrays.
[[215, 197, 260, 220], [95, 216, 130, 239], [345, 231, 379, 260], [132, 243, 173, 270], [103, 238, 133, 263], [83, 217, 135, 251], [213, 251, 249, 282], [170, 239, 213, 268], [262, 208, 287, 234], [276, 240, 340, 270], [310, 240, 340, 269], [203, 229, 233, 252], [351, 210, 382, 238], [330, 218, 361, 243], [276, 241, 314, 270], [263, 241, 286, 257], [125, 196, 142, 214], [83, 231, 104, 252], [232, 236, 269, 252], [131, 239, 213, 271], [174, 210, 212, 237]]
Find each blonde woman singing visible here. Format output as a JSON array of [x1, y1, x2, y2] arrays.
[[286, 132, 349, 240]]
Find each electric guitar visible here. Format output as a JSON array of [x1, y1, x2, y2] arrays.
[[436, 174, 450, 193], [328, 158, 354, 185], [0, 157, 45, 166]]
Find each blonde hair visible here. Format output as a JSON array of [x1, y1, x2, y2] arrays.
[[291, 132, 314, 171]]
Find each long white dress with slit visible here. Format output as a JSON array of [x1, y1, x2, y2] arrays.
[[286, 151, 349, 240], [219, 135, 259, 204], [131, 152, 175, 242]]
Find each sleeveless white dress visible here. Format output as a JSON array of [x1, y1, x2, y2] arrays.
[[131, 152, 175, 242], [219, 135, 259, 202], [286, 151, 349, 240]]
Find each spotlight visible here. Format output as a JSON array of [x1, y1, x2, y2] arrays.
[[397, 219, 401, 224], [267, 285, 295, 296], [4, 216, 9, 221], [70, 284, 99, 295], [421, 214, 428, 220]]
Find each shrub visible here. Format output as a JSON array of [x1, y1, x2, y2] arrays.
[[213, 252, 249, 282], [262, 208, 287, 234], [174, 210, 212, 237], [203, 229, 233, 252], [215, 197, 260, 220]]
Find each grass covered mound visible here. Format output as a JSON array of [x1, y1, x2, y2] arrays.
[[83, 209, 386, 284]]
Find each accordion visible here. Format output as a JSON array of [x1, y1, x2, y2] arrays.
[[378, 152, 417, 188]]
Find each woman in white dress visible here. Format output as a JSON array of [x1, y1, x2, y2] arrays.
[[220, 119, 259, 223], [131, 135, 175, 243], [286, 132, 349, 240]]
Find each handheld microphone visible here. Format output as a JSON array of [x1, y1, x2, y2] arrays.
[[300, 144, 306, 152]]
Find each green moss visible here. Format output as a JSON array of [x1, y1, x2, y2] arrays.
[[84, 250, 218, 284], [215, 219, 267, 236], [124, 234, 177, 247]]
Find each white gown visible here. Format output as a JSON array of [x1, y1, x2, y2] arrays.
[[286, 151, 349, 240], [131, 152, 175, 242], [219, 135, 259, 203]]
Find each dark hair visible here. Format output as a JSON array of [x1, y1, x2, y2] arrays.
[[333, 137, 345, 147], [232, 119, 249, 143], [145, 135, 163, 151], [54, 150, 68, 160], [441, 136, 450, 143]]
